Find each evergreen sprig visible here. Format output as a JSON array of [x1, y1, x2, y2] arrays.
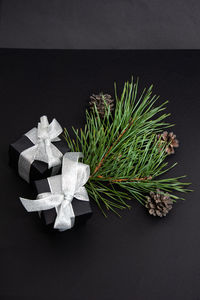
[[64, 78, 190, 215]]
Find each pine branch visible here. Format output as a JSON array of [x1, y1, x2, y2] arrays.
[[64, 78, 191, 215], [96, 175, 152, 182]]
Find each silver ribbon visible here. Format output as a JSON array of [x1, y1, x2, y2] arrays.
[[20, 152, 90, 231], [18, 116, 63, 182]]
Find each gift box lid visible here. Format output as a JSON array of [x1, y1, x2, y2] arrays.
[[9, 132, 70, 182], [34, 176, 92, 227]]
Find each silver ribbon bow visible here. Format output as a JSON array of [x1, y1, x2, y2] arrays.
[[18, 115, 63, 182], [20, 152, 90, 231]]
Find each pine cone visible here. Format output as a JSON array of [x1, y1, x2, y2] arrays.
[[89, 93, 114, 118], [145, 189, 173, 217], [157, 131, 179, 154]]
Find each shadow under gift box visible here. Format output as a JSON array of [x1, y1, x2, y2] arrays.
[[33, 176, 93, 229], [9, 134, 69, 184]]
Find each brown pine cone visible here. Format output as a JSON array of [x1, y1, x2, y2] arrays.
[[157, 131, 179, 154], [89, 93, 114, 118], [145, 189, 173, 217]]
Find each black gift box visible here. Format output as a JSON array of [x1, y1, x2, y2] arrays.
[[34, 176, 92, 229], [9, 133, 69, 183]]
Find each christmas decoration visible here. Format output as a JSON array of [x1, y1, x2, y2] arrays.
[[64, 78, 190, 216], [145, 189, 173, 217], [89, 93, 114, 118], [11, 78, 191, 232], [157, 131, 179, 155]]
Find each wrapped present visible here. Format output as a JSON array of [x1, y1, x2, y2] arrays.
[[20, 152, 92, 231], [9, 115, 69, 183]]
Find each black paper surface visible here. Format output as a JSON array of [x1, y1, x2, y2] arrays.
[[1, 50, 199, 300]]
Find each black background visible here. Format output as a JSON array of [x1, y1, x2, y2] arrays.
[[0, 49, 199, 300], [1, 0, 200, 49]]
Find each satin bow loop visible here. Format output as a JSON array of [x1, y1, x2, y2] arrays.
[[34, 116, 63, 168], [20, 152, 90, 231]]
